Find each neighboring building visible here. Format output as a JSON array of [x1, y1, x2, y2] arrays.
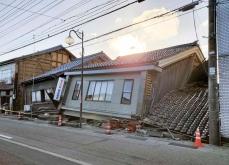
[[0, 45, 76, 110], [217, 0, 229, 139], [0, 63, 15, 109], [22, 52, 111, 112], [62, 42, 205, 120]]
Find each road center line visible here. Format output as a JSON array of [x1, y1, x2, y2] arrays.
[[0, 134, 13, 139], [0, 137, 92, 165]]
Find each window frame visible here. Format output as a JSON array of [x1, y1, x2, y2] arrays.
[[72, 80, 81, 100], [32, 89, 51, 103], [44, 89, 51, 101], [85, 80, 114, 102], [32, 90, 42, 103], [0, 69, 12, 84], [121, 79, 134, 105]]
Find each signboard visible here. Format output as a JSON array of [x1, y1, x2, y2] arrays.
[[209, 67, 216, 76], [53, 77, 65, 101], [24, 105, 31, 112]]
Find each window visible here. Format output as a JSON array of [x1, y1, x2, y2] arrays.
[[32, 91, 41, 102], [121, 79, 134, 104], [93, 81, 102, 100], [0, 69, 12, 84], [72, 81, 81, 100], [32, 90, 51, 103], [44, 90, 51, 101], [86, 80, 114, 101], [86, 81, 95, 101], [106, 81, 114, 101]]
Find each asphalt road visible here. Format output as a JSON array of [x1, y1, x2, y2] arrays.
[[0, 140, 79, 165], [0, 117, 228, 165]]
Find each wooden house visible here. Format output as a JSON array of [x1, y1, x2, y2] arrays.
[[61, 42, 205, 120], [0, 45, 76, 110], [22, 52, 111, 112]]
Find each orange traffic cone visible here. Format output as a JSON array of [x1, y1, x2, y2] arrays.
[[194, 128, 203, 148], [105, 122, 112, 135], [57, 115, 62, 126]]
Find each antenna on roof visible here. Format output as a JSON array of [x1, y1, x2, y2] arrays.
[[33, 34, 36, 53]]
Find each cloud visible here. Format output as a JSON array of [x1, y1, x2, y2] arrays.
[[133, 7, 179, 40], [109, 7, 180, 57], [90, 33, 97, 37], [115, 17, 122, 24], [199, 19, 208, 38], [110, 34, 146, 55]]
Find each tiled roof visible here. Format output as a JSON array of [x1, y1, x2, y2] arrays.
[[0, 82, 13, 90], [23, 51, 110, 84], [0, 45, 76, 65], [71, 42, 198, 71], [23, 42, 198, 84], [144, 84, 208, 139]]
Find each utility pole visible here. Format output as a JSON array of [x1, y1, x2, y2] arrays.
[[208, 0, 220, 145]]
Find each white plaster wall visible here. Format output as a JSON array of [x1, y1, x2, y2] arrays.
[[64, 72, 142, 118]]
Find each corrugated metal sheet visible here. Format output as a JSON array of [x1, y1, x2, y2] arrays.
[[217, 0, 229, 56], [217, 0, 229, 138], [218, 57, 229, 138]]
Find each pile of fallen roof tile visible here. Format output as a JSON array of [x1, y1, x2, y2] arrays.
[[144, 85, 208, 139]]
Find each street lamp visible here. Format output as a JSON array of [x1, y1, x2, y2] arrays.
[[65, 29, 84, 128]]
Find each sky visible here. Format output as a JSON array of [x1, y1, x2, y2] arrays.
[[0, 0, 208, 62]]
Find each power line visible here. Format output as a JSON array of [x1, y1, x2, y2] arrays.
[[65, 0, 120, 21], [0, 0, 64, 38], [17, 0, 124, 45], [0, 0, 18, 15], [0, 0, 45, 29], [67, 5, 208, 51], [0, 0, 94, 48], [192, 0, 199, 41], [0, 0, 23, 19], [40, 0, 122, 35], [0, 1, 63, 21], [0, 0, 139, 54], [0, 1, 202, 56], [36, 0, 201, 41], [0, 0, 110, 48], [0, 0, 37, 26], [38, 0, 127, 38]]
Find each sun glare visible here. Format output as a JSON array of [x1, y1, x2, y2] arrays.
[[111, 34, 146, 56]]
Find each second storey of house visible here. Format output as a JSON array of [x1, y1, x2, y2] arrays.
[[0, 62, 16, 85]]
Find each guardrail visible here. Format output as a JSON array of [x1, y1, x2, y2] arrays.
[[0, 108, 33, 116]]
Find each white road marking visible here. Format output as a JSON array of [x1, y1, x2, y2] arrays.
[[0, 137, 92, 165], [0, 134, 13, 139]]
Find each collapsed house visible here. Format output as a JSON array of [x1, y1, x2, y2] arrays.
[[60, 42, 205, 120], [144, 83, 208, 139], [21, 42, 209, 138]]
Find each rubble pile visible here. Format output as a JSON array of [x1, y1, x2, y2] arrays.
[[144, 85, 208, 139]]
